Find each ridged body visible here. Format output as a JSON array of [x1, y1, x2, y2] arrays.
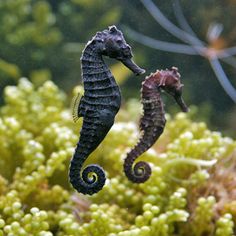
[[69, 25, 145, 194], [69, 44, 121, 195], [124, 67, 188, 183], [124, 73, 166, 183]]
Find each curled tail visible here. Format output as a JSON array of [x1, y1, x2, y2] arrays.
[[123, 145, 151, 183], [69, 146, 105, 195], [124, 127, 164, 183], [69, 108, 115, 195]]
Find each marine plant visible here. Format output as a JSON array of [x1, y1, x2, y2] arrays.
[[0, 78, 235, 236], [126, 0, 236, 103], [0, 0, 122, 92]]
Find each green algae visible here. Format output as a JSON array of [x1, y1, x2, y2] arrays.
[[0, 78, 235, 236]]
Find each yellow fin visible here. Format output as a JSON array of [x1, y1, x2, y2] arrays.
[[71, 93, 83, 123]]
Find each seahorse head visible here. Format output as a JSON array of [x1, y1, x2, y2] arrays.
[[92, 25, 145, 75], [158, 67, 188, 112]]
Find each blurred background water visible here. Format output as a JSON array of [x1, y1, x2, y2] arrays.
[[0, 0, 235, 136]]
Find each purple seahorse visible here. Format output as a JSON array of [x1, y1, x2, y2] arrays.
[[124, 67, 188, 183]]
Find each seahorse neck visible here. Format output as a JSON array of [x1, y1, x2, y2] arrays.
[[142, 78, 161, 101], [81, 44, 110, 81]]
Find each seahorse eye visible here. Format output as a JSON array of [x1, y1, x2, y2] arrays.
[[116, 39, 123, 44], [122, 46, 132, 57]]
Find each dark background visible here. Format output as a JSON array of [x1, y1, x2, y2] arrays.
[[0, 0, 235, 136]]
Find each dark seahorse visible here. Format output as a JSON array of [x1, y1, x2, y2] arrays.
[[124, 67, 188, 183], [69, 25, 145, 195]]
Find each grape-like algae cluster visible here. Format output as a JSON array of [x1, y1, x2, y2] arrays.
[[0, 78, 235, 236]]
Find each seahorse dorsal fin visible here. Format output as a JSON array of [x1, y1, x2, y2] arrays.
[[71, 93, 83, 123]]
